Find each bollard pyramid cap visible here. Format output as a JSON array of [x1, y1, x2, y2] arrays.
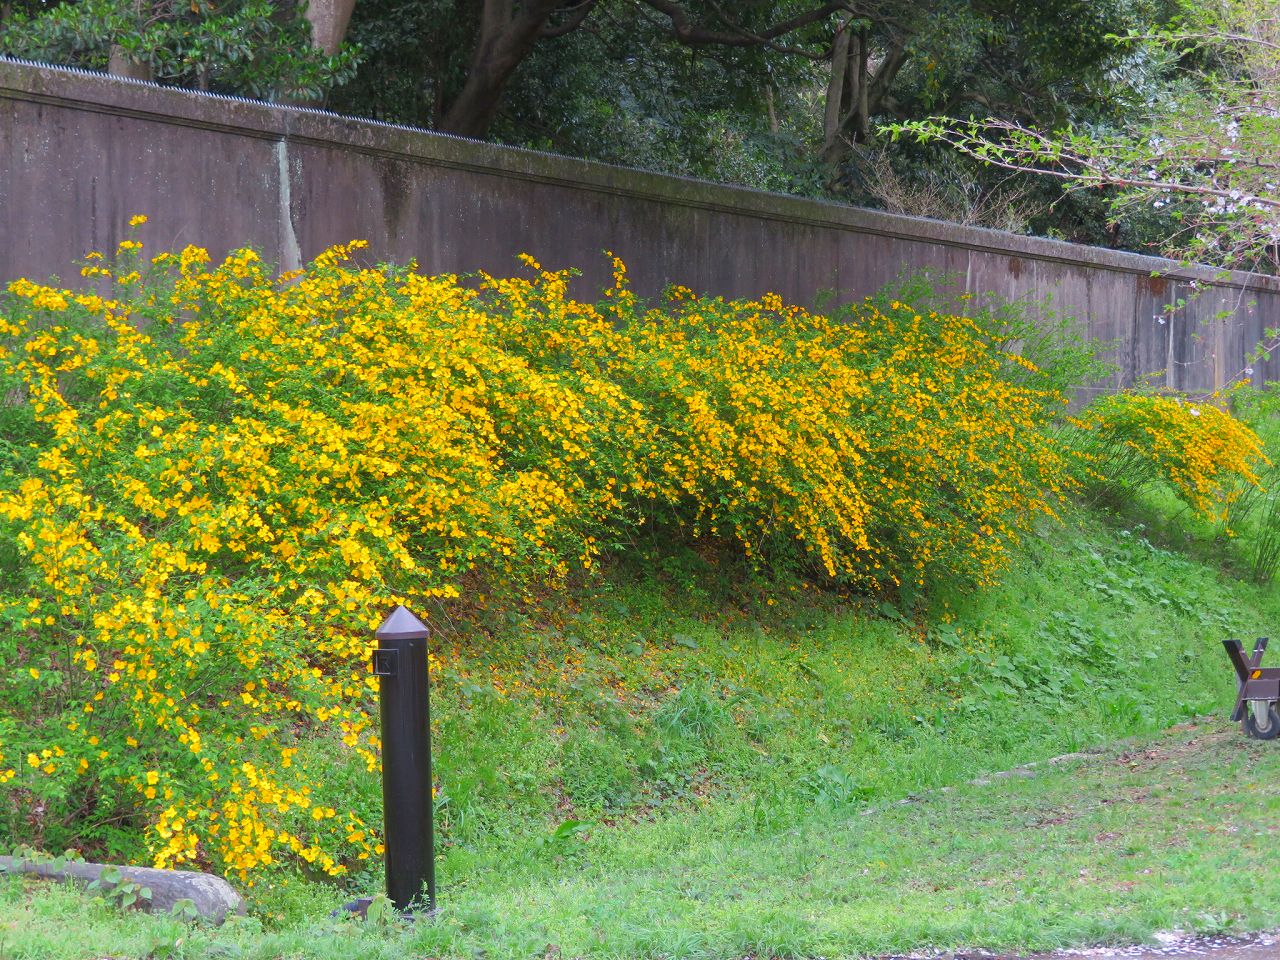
[[376, 605, 430, 640]]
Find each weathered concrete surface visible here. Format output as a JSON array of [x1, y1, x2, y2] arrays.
[[883, 930, 1280, 959], [0, 855, 244, 923], [1029, 929, 1280, 959], [2, 56, 1278, 394]]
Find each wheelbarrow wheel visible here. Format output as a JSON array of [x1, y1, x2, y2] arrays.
[[1243, 700, 1280, 740]]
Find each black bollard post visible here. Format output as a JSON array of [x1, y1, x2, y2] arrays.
[[372, 605, 435, 913]]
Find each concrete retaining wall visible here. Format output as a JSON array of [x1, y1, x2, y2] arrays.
[[3, 56, 1278, 396]]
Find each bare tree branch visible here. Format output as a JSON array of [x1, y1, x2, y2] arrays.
[[639, 0, 851, 48], [540, 0, 602, 38], [901, 117, 1280, 211]]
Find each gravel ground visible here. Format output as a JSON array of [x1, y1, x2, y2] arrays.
[[886, 930, 1280, 959], [1033, 930, 1280, 959]]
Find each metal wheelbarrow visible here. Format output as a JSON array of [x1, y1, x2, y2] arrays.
[[1224, 638, 1280, 739]]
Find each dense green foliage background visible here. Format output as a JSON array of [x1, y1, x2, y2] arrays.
[[0, 0, 1195, 252]]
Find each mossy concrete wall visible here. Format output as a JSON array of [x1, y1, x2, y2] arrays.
[[3, 57, 1278, 396]]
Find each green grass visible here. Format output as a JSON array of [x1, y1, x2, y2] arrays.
[[5, 501, 1280, 958], [419, 502, 1269, 848], [7, 719, 1280, 959]]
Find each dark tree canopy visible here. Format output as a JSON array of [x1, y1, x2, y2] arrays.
[[330, 1, 846, 137], [0, 0, 357, 98], [1, 0, 1191, 251]]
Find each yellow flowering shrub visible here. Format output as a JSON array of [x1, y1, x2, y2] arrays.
[[1071, 392, 1267, 523], [606, 273, 1075, 589], [0, 229, 1081, 879]]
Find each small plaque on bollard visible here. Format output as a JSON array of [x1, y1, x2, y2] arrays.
[[371, 648, 398, 677]]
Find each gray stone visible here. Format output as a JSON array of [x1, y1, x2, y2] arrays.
[[0, 855, 245, 924]]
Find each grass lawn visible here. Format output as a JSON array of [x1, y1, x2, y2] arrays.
[[5, 718, 1280, 959]]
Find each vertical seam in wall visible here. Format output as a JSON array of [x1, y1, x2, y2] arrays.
[[1215, 308, 1226, 390], [1129, 277, 1139, 389], [963, 250, 973, 313], [277, 136, 302, 273]]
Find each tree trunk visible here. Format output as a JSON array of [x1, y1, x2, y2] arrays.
[[822, 31, 909, 166], [107, 45, 154, 82], [438, 0, 564, 138], [854, 29, 870, 141], [822, 23, 851, 156], [822, 25, 865, 164], [867, 41, 908, 117], [106, 0, 154, 82], [304, 0, 358, 56]]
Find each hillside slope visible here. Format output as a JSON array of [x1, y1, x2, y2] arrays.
[[9, 505, 1280, 958]]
